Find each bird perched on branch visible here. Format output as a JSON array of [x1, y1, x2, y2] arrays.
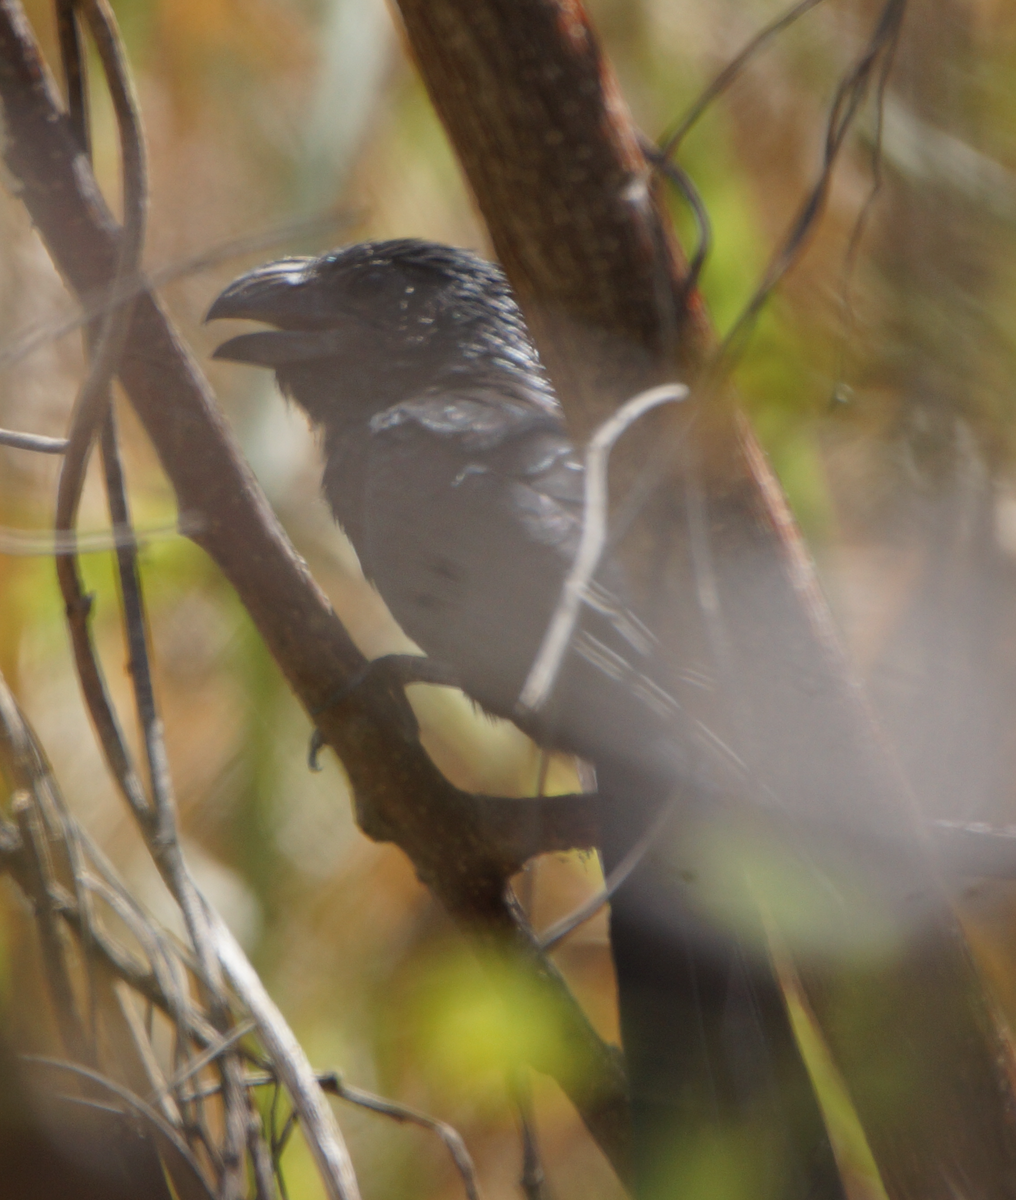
[[209, 238, 844, 1200]]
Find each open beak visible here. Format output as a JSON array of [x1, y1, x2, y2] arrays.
[[207, 257, 357, 365]]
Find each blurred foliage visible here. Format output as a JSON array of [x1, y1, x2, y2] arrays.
[[4, 0, 1016, 1197]]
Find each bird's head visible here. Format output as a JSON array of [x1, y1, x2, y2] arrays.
[[206, 238, 552, 426]]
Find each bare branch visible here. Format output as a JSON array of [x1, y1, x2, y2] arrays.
[[0, 427, 69, 452], [207, 910, 363, 1200], [319, 1073, 483, 1200], [518, 383, 687, 713], [21, 1055, 217, 1200]]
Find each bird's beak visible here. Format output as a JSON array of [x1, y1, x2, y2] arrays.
[[207, 257, 363, 365], [205, 258, 315, 326], [211, 328, 352, 366]]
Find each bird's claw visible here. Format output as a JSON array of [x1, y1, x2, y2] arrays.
[[307, 654, 462, 770]]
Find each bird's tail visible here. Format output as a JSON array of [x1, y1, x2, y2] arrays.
[[596, 760, 845, 1200]]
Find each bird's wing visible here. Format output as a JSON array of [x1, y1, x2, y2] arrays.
[[358, 387, 684, 768]]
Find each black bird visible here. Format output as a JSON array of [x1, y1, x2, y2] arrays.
[[208, 239, 845, 1199]]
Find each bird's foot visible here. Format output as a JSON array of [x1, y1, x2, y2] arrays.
[[308, 654, 463, 770]]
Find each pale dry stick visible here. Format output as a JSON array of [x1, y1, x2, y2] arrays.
[[0, 477, 172, 1022], [51, 4, 256, 1191], [0, 614, 107, 1064], [207, 906, 363, 1200], [0, 519, 196, 558], [0, 662, 225, 1158], [153, 1008, 272, 1196], [517, 383, 688, 714], [8, 703, 214, 1006], [11, 793, 89, 1060], [80, 873, 222, 1053], [110, 977, 186, 1127], [0, 818, 215, 1053], [1, 664, 255, 1184], [149, 1020, 258, 1110], [187, 1069, 481, 1200], [0, 428, 69, 452], [0, 674, 175, 1019]]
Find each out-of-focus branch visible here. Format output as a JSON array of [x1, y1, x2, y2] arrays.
[[51, 6, 257, 1194], [0, 0, 631, 1177], [0, 664, 224, 1197], [23, 1056, 217, 1200], [51, 0, 152, 835]]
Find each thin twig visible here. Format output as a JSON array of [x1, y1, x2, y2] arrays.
[[0, 664, 228, 1083], [208, 907, 363, 1200], [659, 0, 828, 159], [78, 874, 221, 1050], [12, 793, 89, 1061], [0, 518, 196, 558], [21, 1055, 217, 1200], [98, 406, 176, 843], [536, 795, 678, 952], [508, 1068, 547, 1200], [0, 427, 69, 453], [149, 1020, 258, 1108], [717, 0, 907, 364], [0, 212, 354, 376], [55, 0, 111, 1036], [830, 3, 897, 404], [49, 4, 256, 1191], [641, 139, 711, 300], [318, 1073, 481, 1200], [53, 0, 151, 833], [518, 383, 688, 713], [248, 1116, 277, 1200], [54, 0, 88, 154]]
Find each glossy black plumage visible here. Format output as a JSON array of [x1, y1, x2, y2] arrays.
[[210, 241, 678, 772], [209, 239, 845, 1200]]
